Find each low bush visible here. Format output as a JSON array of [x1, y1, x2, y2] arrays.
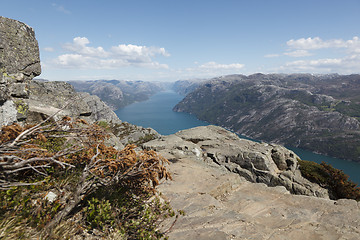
[[298, 159, 360, 201]]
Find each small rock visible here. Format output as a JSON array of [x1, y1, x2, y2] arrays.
[[44, 191, 57, 203]]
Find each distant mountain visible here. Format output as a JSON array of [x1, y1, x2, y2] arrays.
[[68, 80, 165, 110], [172, 78, 208, 95], [173, 73, 360, 162]]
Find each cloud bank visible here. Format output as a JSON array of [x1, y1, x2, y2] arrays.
[[176, 61, 245, 79], [51, 37, 170, 69], [268, 36, 360, 74], [199, 61, 244, 70]]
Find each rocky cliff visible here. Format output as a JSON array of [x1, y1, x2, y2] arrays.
[[0, 16, 41, 126], [155, 138, 360, 239], [172, 79, 207, 95], [144, 125, 329, 198], [174, 74, 360, 162]]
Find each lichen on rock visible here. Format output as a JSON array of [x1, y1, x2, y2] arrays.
[[0, 16, 41, 126]]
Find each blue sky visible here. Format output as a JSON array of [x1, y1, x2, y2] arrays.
[[2, 0, 360, 81]]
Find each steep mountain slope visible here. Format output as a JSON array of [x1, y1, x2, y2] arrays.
[[174, 74, 360, 162], [172, 79, 208, 95], [68, 79, 165, 110]]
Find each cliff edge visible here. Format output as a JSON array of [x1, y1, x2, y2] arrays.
[[156, 141, 360, 239]]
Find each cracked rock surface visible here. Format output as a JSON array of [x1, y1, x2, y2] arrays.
[[155, 139, 360, 239], [144, 125, 329, 198], [0, 16, 41, 126]]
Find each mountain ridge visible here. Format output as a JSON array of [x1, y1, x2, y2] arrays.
[[173, 73, 360, 162], [67, 79, 168, 110]]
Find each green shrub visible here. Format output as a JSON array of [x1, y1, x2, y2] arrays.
[[96, 120, 109, 129], [298, 160, 360, 201], [85, 198, 114, 231]]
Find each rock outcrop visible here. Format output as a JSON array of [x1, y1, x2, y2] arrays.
[[26, 80, 121, 124], [174, 74, 360, 162], [0, 16, 41, 126], [23, 80, 161, 149], [144, 125, 329, 198], [157, 148, 360, 239]]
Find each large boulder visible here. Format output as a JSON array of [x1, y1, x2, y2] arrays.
[[143, 125, 329, 198], [0, 16, 41, 126], [26, 80, 122, 124], [0, 16, 122, 126], [0, 16, 41, 81]]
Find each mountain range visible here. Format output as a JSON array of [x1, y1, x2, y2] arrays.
[[68, 79, 170, 110], [173, 73, 360, 162]]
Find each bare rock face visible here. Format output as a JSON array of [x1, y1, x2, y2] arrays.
[[0, 16, 41, 99], [26, 80, 122, 124], [157, 152, 360, 240], [0, 16, 41, 127], [143, 125, 329, 198]]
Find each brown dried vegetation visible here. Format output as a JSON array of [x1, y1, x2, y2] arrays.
[[0, 117, 176, 239]]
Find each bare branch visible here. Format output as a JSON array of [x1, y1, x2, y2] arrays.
[[8, 97, 79, 147], [0, 180, 44, 190]]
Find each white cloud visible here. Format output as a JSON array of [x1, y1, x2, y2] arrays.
[[284, 49, 312, 57], [43, 47, 55, 52], [63, 37, 108, 58], [274, 36, 360, 73], [287, 37, 330, 50], [181, 61, 245, 79], [264, 54, 280, 58], [52, 3, 71, 14], [267, 37, 360, 58], [111, 44, 170, 57], [199, 61, 244, 70], [286, 36, 360, 53], [279, 54, 360, 74], [51, 37, 169, 69], [56, 54, 95, 68]]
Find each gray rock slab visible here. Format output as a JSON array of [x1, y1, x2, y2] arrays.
[[147, 125, 329, 198], [158, 153, 360, 239]]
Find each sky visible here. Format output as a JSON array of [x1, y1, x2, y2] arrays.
[[2, 0, 360, 82]]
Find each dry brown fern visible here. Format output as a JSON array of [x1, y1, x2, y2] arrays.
[[1, 117, 173, 237]]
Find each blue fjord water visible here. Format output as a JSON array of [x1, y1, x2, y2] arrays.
[[115, 90, 360, 185]]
